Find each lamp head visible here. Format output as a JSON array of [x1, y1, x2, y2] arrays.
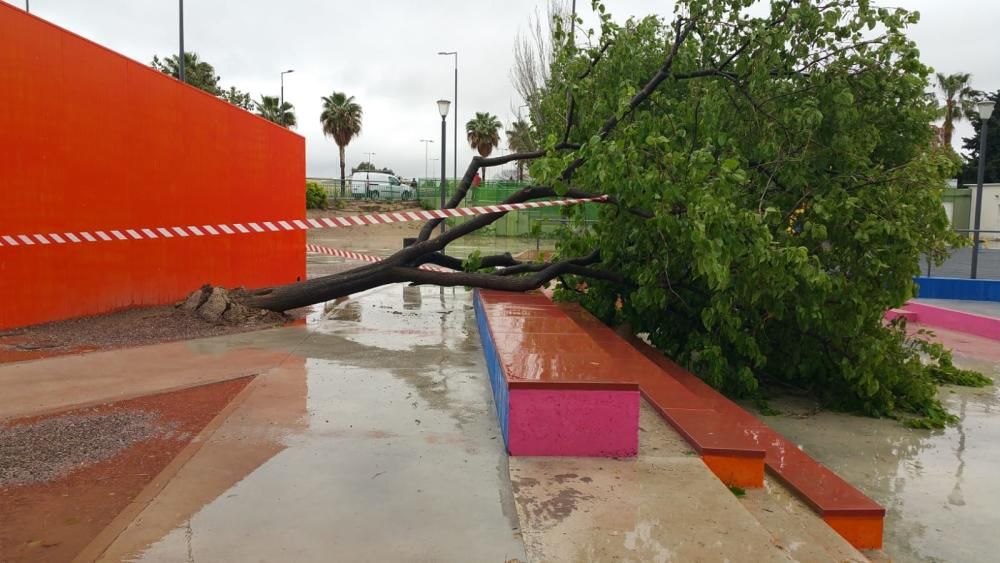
[[437, 99, 451, 118], [977, 100, 996, 120]]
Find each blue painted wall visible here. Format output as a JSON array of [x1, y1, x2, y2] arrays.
[[915, 277, 1000, 302]]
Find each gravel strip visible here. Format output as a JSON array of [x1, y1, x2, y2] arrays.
[[0, 410, 164, 487]]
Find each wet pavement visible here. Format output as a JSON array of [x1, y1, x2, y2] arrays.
[[509, 402, 863, 562], [761, 329, 1000, 563], [46, 285, 526, 562]]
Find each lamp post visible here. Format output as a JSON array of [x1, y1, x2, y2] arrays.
[[438, 52, 458, 186], [25, 1, 29, 13], [364, 152, 376, 198], [178, 1, 185, 82], [419, 139, 434, 181], [280, 69, 294, 106], [437, 99, 452, 235], [971, 100, 996, 280]]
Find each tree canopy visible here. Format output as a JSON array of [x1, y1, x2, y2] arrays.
[[320, 92, 363, 194], [151, 52, 221, 95], [506, 119, 538, 180], [526, 0, 984, 426], [254, 95, 297, 128], [935, 72, 977, 148]]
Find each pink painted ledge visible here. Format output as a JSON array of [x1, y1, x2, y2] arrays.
[[886, 302, 1000, 342], [507, 388, 640, 457]]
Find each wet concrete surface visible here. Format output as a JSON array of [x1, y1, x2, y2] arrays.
[[760, 339, 1000, 563], [509, 401, 864, 562], [84, 285, 526, 562]]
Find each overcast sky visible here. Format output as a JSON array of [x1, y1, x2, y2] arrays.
[[9, 0, 999, 179]]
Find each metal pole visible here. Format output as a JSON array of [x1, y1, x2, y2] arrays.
[[25, 1, 29, 13], [281, 74, 284, 107], [441, 115, 448, 235], [178, 0, 185, 83], [453, 57, 458, 187], [420, 140, 433, 181], [971, 118, 990, 279]]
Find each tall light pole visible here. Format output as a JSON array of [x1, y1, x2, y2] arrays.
[[25, 1, 29, 13], [178, 1, 185, 83], [280, 69, 294, 106], [420, 139, 434, 180], [437, 99, 452, 235], [438, 52, 458, 186], [971, 100, 995, 280]]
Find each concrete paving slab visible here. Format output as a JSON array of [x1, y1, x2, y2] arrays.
[[88, 285, 526, 562], [742, 479, 867, 562], [508, 402, 796, 562]]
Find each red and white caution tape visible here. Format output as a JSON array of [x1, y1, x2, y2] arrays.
[[0, 196, 607, 248], [306, 244, 452, 272]]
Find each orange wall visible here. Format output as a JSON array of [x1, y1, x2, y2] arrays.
[[0, 5, 306, 330]]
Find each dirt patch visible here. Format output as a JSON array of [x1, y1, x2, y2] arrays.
[[0, 299, 294, 366], [0, 376, 252, 562]]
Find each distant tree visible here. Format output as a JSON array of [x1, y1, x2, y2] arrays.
[[151, 52, 221, 95], [936, 72, 976, 147], [353, 161, 376, 173], [320, 92, 363, 195], [505, 119, 537, 181], [511, 1, 571, 124], [466, 112, 503, 181], [221, 86, 253, 110], [960, 89, 1000, 185], [254, 95, 297, 128]]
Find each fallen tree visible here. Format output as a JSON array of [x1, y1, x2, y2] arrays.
[[236, 0, 987, 427]]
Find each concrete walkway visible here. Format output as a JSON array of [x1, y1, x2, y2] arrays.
[[8, 285, 528, 562], [3, 283, 868, 562]]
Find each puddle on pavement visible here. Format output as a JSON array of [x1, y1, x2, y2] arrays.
[[761, 353, 1000, 562]]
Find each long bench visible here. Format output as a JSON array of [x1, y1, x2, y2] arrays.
[[474, 289, 885, 550]]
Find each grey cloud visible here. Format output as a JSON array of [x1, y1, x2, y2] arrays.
[[14, 0, 999, 179]]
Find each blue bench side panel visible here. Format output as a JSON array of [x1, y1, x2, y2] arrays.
[[473, 290, 510, 448]]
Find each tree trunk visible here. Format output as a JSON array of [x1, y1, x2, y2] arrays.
[[338, 144, 346, 196]]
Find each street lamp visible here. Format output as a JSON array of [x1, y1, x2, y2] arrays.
[[437, 99, 451, 235], [280, 69, 294, 106], [419, 139, 434, 181], [438, 51, 458, 186], [971, 99, 995, 279], [178, 1, 185, 82]]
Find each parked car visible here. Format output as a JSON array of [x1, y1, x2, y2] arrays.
[[349, 172, 412, 200]]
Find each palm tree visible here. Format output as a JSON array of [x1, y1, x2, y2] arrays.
[[936, 72, 976, 147], [466, 112, 503, 182], [320, 92, 363, 195], [505, 119, 537, 181], [150, 52, 221, 95], [254, 95, 296, 128]]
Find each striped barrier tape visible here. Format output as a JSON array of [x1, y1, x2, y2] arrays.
[[306, 244, 452, 272], [0, 196, 607, 248]]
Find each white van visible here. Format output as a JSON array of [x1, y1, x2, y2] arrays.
[[349, 172, 412, 200]]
